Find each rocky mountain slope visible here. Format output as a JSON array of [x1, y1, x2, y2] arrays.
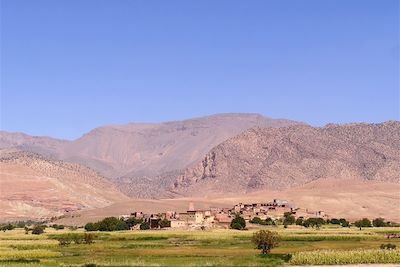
[[0, 132, 68, 157], [0, 149, 129, 220], [173, 121, 400, 196], [1, 113, 300, 198]]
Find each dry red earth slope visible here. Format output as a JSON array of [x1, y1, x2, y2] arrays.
[[0, 149, 129, 221]]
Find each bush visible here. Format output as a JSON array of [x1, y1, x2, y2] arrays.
[[252, 230, 280, 254], [373, 218, 387, 227], [330, 218, 341, 225], [230, 214, 246, 230], [265, 217, 275, 225], [283, 214, 295, 226], [52, 224, 65, 230], [85, 217, 128, 232], [84, 222, 99, 231], [83, 233, 94, 244], [303, 218, 325, 228], [31, 225, 45, 235], [140, 221, 150, 230], [125, 217, 142, 228], [57, 237, 72, 246], [354, 218, 372, 229], [250, 217, 263, 224], [1, 224, 15, 231], [158, 219, 171, 228], [295, 217, 304, 226], [380, 243, 397, 250], [340, 218, 350, 227]]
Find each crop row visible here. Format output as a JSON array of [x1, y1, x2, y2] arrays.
[[289, 249, 400, 264]]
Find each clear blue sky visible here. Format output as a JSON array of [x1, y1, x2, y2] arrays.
[[1, 0, 399, 140]]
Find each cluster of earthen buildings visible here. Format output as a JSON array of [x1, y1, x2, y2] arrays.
[[123, 199, 326, 229]]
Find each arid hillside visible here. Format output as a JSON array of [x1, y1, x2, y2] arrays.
[[0, 113, 300, 198], [0, 149, 129, 221], [173, 121, 400, 196], [0, 132, 68, 157]]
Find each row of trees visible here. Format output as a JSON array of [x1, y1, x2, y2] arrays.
[[248, 213, 394, 229], [84, 216, 171, 231], [248, 213, 333, 229], [353, 218, 394, 229]]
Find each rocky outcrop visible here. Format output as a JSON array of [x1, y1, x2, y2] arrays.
[[173, 121, 400, 196]]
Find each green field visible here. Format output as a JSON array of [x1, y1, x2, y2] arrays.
[[1, 226, 400, 266]]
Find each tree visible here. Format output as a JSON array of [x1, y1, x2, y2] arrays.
[[295, 217, 304, 226], [97, 217, 128, 231], [84, 222, 99, 232], [252, 230, 280, 254], [283, 214, 295, 226], [265, 217, 275, 225], [330, 218, 341, 225], [249, 217, 263, 224], [140, 221, 150, 230], [303, 218, 325, 228], [32, 225, 45, 235], [372, 218, 386, 227], [230, 214, 246, 230], [1, 224, 15, 232], [354, 218, 372, 229], [339, 218, 350, 227], [158, 219, 171, 228], [125, 217, 142, 228]]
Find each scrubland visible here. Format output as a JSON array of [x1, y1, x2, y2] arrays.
[[0, 226, 399, 266]]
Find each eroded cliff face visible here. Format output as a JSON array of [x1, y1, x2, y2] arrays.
[[173, 121, 400, 196]]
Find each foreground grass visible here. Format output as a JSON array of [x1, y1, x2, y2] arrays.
[[0, 226, 399, 266], [290, 249, 400, 265]]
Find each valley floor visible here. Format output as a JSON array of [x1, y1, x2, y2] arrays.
[[0, 226, 400, 266]]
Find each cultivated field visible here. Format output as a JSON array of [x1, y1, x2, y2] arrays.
[[0, 226, 400, 266]]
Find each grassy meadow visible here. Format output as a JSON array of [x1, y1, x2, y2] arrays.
[[0, 226, 400, 266]]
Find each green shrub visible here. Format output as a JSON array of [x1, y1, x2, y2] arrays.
[[158, 219, 171, 228], [83, 233, 94, 244], [283, 213, 295, 225], [31, 225, 45, 235], [230, 214, 246, 230], [252, 230, 280, 254], [1, 223, 16, 231], [380, 243, 397, 250], [85, 222, 99, 231], [354, 218, 372, 228], [84, 217, 128, 231], [250, 217, 263, 224], [58, 237, 72, 246], [140, 222, 150, 230], [373, 218, 387, 227], [303, 218, 325, 228], [295, 217, 304, 226], [51, 224, 65, 230], [340, 218, 350, 227]]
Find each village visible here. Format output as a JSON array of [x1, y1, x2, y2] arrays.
[[121, 199, 329, 230]]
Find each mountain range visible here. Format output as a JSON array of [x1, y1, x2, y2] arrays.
[[173, 121, 400, 196], [1, 113, 399, 221]]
